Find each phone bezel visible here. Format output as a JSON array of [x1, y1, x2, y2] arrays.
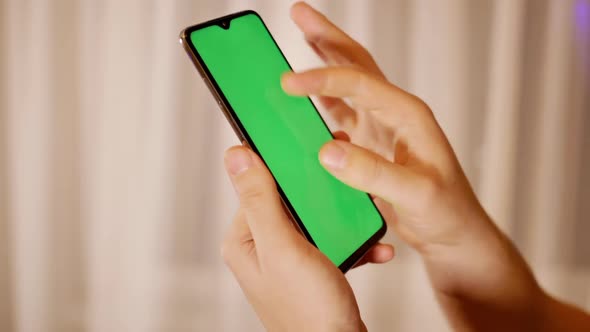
[[179, 10, 387, 273]]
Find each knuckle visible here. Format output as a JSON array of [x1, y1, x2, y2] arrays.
[[344, 67, 389, 106], [345, 67, 369, 102], [347, 66, 366, 87], [239, 186, 267, 209], [337, 66, 366, 86], [354, 69, 367, 94], [321, 69, 337, 94], [351, 40, 370, 56], [360, 153, 384, 188], [220, 211, 244, 265], [235, 169, 274, 208], [352, 44, 382, 74], [407, 94, 433, 115]]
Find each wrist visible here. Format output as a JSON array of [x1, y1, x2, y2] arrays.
[[417, 209, 548, 331], [420, 209, 540, 301]]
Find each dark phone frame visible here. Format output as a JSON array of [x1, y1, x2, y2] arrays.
[[179, 10, 386, 273]]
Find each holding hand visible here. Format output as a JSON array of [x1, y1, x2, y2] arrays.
[[283, 1, 540, 302], [222, 147, 370, 332], [282, 3, 542, 330]]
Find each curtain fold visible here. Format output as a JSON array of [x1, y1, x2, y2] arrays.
[[1, 0, 589, 331]]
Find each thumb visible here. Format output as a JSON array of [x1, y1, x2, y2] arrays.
[[224, 146, 299, 252], [318, 140, 420, 207]]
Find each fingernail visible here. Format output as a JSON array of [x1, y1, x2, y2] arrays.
[[226, 149, 252, 175], [320, 142, 347, 169], [281, 72, 300, 93]]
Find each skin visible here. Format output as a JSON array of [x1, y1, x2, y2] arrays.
[[220, 2, 590, 331]]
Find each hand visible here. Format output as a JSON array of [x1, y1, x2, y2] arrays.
[[283, 2, 545, 331], [221, 146, 368, 332], [285, 1, 484, 253]]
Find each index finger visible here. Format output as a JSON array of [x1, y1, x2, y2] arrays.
[[282, 67, 407, 111]]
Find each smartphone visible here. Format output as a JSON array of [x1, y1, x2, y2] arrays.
[[180, 10, 386, 272]]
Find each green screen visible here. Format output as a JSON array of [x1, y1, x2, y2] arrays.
[[189, 12, 383, 267]]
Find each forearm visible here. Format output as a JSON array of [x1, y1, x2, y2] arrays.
[[437, 292, 590, 332], [421, 213, 547, 331], [433, 285, 545, 332], [420, 213, 590, 332]]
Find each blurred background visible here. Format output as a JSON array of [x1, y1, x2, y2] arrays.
[[1, 0, 589, 331]]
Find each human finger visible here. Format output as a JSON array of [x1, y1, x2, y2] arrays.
[[319, 140, 422, 206], [224, 146, 299, 252], [290, 2, 384, 77], [318, 96, 357, 130], [351, 243, 395, 269], [282, 67, 405, 113]]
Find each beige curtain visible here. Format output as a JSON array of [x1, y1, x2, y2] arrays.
[[1, 0, 589, 331]]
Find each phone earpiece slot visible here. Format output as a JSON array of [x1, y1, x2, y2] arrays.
[[219, 20, 231, 30]]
